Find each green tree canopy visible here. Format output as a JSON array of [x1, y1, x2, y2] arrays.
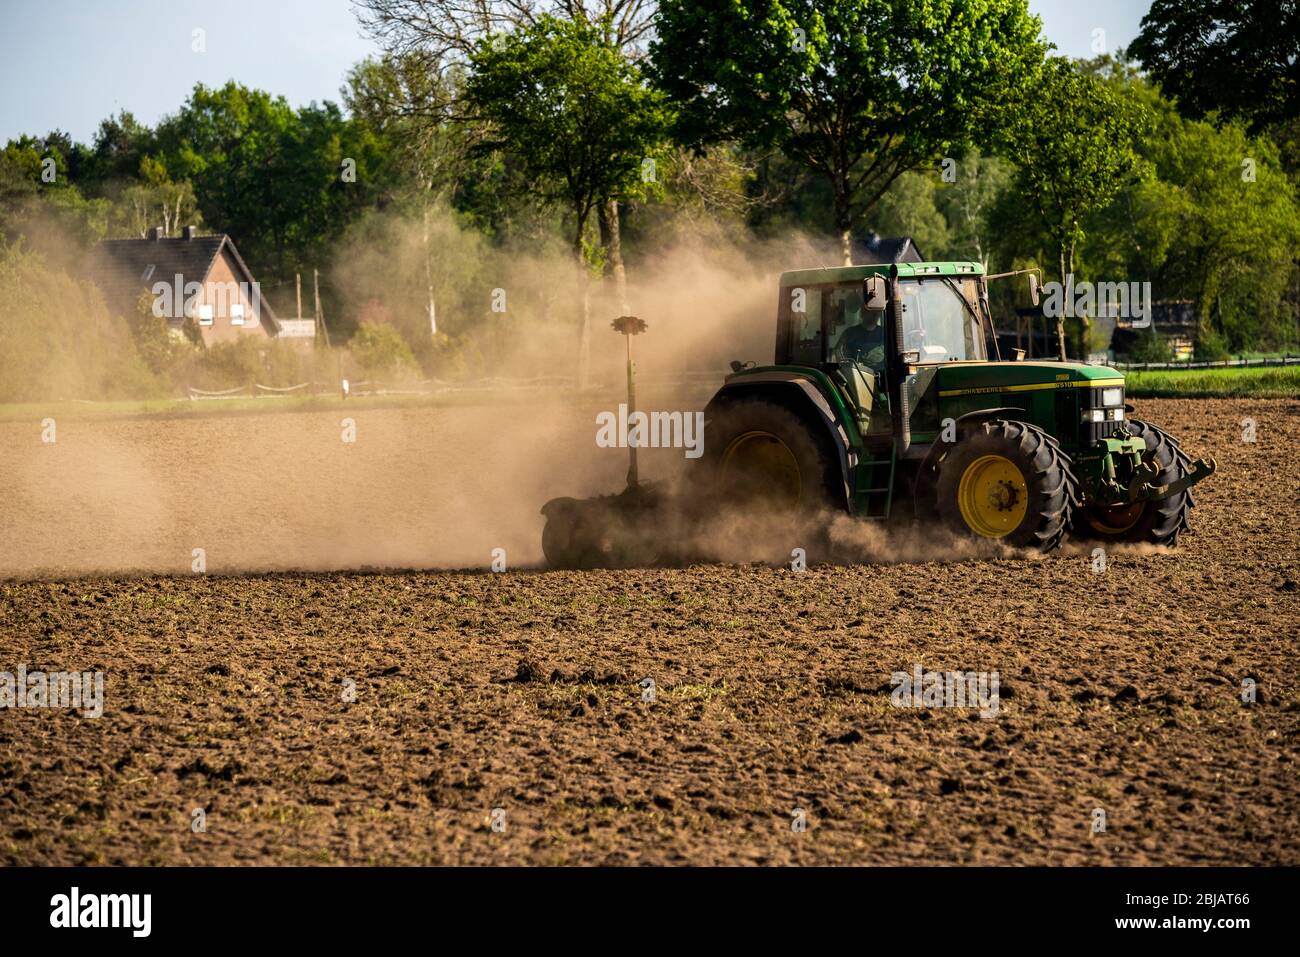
[[1130, 0, 1300, 133], [465, 14, 669, 383], [465, 15, 668, 258], [1079, 59, 1300, 352], [997, 56, 1147, 284], [156, 82, 393, 285], [650, 0, 1045, 263]]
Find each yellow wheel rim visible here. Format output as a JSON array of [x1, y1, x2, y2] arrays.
[[720, 431, 802, 508], [957, 454, 1028, 538]]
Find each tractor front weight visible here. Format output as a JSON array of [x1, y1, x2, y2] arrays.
[[1079, 433, 1216, 507]]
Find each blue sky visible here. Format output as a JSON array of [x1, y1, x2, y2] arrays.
[[0, 0, 1152, 144]]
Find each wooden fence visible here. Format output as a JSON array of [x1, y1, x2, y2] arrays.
[[1113, 355, 1300, 371]]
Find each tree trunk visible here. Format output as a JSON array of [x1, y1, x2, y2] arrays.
[[575, 236, 591, 389], [599, 198, 630, 314], [1067, 239, 1080, 358], [833, 181, 854, 265], [424, 205, 437, 336], [576, 273, 592, 389], [1056, 246, 1069, 360]]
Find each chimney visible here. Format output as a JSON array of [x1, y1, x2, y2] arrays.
[[182, 225, 197, 240], [147, 226, 163, 241]]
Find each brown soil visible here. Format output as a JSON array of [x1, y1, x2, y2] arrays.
[[0, 397, 1296, 865]]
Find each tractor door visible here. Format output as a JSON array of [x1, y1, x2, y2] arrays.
[[785, 284, 826, 366], [824, 282, 891, 437]]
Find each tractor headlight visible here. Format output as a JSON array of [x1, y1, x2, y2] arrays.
[[1082, 409, 1105, 423], [1101, 386, 1123, 407], [1108, 408, 1125, 421]]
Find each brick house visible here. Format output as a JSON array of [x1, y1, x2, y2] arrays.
[[89, 226, 315, 347]]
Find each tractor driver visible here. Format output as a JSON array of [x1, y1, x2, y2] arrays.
[[832, 289, 886, 373]]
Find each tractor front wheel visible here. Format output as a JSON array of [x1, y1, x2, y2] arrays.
[[1073, 418, 1195, 547], [936, 420, 1077, 550]]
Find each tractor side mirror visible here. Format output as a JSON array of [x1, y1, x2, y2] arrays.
[[863, 275, 887, 310], [1028, 273, 1041, 307]]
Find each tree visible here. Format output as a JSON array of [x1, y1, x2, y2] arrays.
[[935, 151, 1013, 268], [355, 1, 658, 308], [352, 320, 419, 377], [156, 82, 395, 328], [0, 244, 161, 401], [465, 15, 668, 383], [156, 83, 303, 274], [997, 57, 1147, 355], [345, 54, 479, 336], [84, 111, 157, 192], [650, 0, 1044, 264], [1129, 0, 1300, 134], [870, 171, 951, 260], [1079, 61, 1300, 352], [355, 1, 656, 64], [111, 156, 204, 238], [0, 134, 109, 248]]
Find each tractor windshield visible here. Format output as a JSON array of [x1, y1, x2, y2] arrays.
[[898, 278, 985, 363]]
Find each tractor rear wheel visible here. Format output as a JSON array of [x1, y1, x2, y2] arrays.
[[702, 399, 841, 516], [936, 420, 1076, 550], [1073, 418, 1194, 547]]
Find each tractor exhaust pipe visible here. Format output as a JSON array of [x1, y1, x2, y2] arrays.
[[886, 264, 910, 455]]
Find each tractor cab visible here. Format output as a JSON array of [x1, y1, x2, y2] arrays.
[[779, 262, 990, 361], [776, 262, 993, 440], [892, 271, 989, 365]]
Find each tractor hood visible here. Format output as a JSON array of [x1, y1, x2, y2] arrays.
[[928, 360, 1124, 400]]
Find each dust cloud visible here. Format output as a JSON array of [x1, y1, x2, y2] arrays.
[[0, 211, 1040, 578], [0, 217, 842, 577], [0, 401, 617, 577]]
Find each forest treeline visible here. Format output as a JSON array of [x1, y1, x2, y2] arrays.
[[1, 0, 1297, 400]]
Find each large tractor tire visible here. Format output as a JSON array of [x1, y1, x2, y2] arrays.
[[1072, 418, 1195, 547], [702, 399, 842, 517], [936, 419, 1077, 551]]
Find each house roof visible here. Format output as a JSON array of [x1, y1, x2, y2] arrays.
[[88, 233, 279, 330]]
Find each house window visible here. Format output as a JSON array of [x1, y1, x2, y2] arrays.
[[230, 303, 245, 326], [198, 304, 214, 326]]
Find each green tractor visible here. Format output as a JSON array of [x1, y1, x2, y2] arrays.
[[541, 261, 1215, 567]]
